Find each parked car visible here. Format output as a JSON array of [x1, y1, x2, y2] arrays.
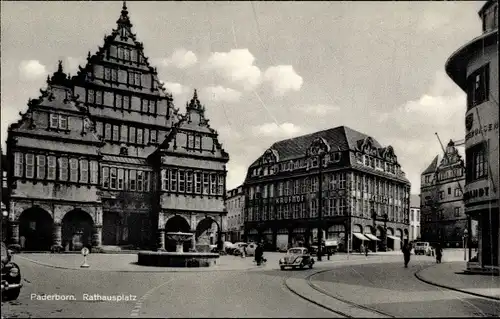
[[413, 242, 434, 256], [1, 242, 22, 301], [230, 242, 247, 255], [279, 247, 315, 270]]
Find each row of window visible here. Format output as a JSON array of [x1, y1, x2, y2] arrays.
[[161, 168, 225, 195], [95, 121, 158, 145], [247, 172, 409, 204], [111, 45, 145, 64], [101, 166, 151, 192], [86, 89, 158, 115], [102, 67, 142, 87], [251, 153, 342, 177], [248, 198, 408, 222], [49, 114, 69, 130], [357, 154, 399, 175], [13, 152, 98, 184], [424, 207, 463, 222]]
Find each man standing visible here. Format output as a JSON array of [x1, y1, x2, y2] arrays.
[[402, 243, 412, 268]]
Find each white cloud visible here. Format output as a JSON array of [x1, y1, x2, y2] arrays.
[[200, 86, 242, 103], [204, 49, 262, 91], [217, 125, 242, 141], [162, 81, 191, 96], [160, 48, 198, 69], [378, 70, 466, 193], [297, 104, 340, 115], [263, 65, 303, 96], [252, 122, 303, 138], [19, 60, 47, 81]]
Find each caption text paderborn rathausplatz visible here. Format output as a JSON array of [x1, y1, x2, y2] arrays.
[[30, 293, 138, 302]]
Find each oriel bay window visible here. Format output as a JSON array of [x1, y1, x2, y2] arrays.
[[59, 158, 69, 181], [14, 152, 23, 177], [186, 172, 193, 193], [47, 156, 56, 180], [161, 170, 169, 191], [210, 174, 217, 195], [203, 173, 210, 194], [69, 159, 78, 182], [137, 171, 144, 191], [36, 155, 46, 179], [79, 159, 88, 183], [117, 168, 124, 190], [217, 175, 224, 195], [90, 161, 98, 184], [170, 169, 177, 192], [129, 170, 137, 190], [178, 171, 186, 192], [25, 154, 34, 178], [195, 172, 202, 193], [110, 168, 117, 189], [102, 167, 109, 188]]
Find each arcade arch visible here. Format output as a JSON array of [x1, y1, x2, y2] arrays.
[[61, 209, 94, 251], [19, 207, 53, 251], [165, 215, 191, 252]]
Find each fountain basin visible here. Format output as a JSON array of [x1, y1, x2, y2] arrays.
[[137, 251, 220, 268]]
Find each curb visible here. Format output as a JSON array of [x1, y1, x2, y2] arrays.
[[414, 268, 500, 301], [16, 255, 261, 273]]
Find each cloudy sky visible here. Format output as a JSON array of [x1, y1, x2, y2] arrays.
[[1, 1, 485, 194]]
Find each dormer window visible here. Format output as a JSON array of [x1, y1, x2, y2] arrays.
[[50, 114, 69, 130]]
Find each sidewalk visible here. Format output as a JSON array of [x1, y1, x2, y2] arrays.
[[415, 261, 500, 300]]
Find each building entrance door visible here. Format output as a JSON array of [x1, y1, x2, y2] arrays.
[[103, 212, 121, 245]]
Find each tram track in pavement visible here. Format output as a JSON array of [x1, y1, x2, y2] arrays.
[[282, 268, 395, 318]]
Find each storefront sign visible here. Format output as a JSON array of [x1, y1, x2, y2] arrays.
[[276, 195, 305, 204], [463, 187, 490, 201], [465, 121, 499, 141]]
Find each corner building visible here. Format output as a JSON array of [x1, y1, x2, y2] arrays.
[[243, 126, 411, 252], [445, 0, 499, 273], [5, 3, 228, 252]]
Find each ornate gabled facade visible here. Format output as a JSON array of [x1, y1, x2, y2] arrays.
[[420, 140, 469, 248], [243, 126, 410, 253], [4, 2, 229, 252]]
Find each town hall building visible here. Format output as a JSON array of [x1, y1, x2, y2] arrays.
[[4, 3, 229, 252]]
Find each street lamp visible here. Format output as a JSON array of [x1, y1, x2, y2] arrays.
[[370, 200, 377, 253], [2, 210, 7, 217], [317, 150, 326, 262], [463, 228, 468, 261]]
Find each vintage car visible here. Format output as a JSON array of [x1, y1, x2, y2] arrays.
[[279, 247, 315, 270], [1, 242, 22, 301]]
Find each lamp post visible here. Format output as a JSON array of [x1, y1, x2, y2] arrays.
[[382, 213, 388, 252], [317, 151, 326, 262], [370, 200, 377, 253], [463, 228, 468, 261]]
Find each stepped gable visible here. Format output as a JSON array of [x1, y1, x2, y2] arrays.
[[158, 90, 229, 160], [72, 1, 170, 99], [8, 61, 103, 151], [422, 155, 439, 175]]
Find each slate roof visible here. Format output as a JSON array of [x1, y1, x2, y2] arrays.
[[261, 126, 382, 163], [410, 194, 420, 208], [422, 155, 439, 175]]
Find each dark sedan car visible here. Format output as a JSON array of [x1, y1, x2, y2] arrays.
[[279, 247, 314, 270], [1, 242, 22, 301]]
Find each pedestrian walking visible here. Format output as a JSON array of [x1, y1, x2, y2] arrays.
[[402, 242, 412, 268], [360, 243, 365, 255], [241, 245, 246, 258], [435, 243, 443, 264], [255, 243, 263, 265]]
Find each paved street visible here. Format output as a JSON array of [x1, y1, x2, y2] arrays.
[[2, 252, 499, 318]]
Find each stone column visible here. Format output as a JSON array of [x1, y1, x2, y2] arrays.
[[158, 229, 165, 251], [10, 222, 19, 246], [191, 232, 197, 251], [53, 223, 62, 247], [92, 225, 102, 247]]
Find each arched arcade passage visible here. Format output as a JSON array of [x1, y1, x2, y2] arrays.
[[19, 207, 53, 251], [62, 209, 94, 251], [165, 215, 191, 252], [196, 217, 220, 249]]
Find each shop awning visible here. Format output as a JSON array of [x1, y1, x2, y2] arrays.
[[353, 233, 370, 241], [387, 235, 401, 241], [365, 233, 380, 241]]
